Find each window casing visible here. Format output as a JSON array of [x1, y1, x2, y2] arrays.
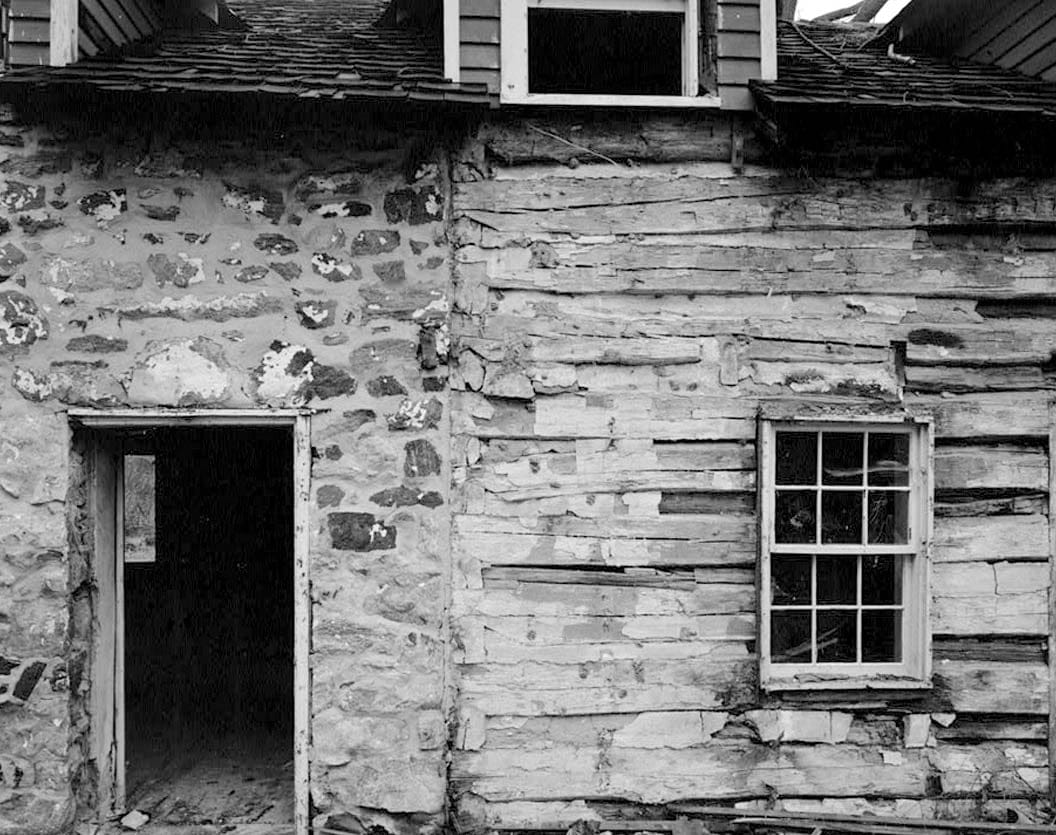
[[499, 0, 721, 107], [759, 418, 932, 690]]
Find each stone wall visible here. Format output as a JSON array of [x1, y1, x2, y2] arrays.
[[0, 103, 452, 835]]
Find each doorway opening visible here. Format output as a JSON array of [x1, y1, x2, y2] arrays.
[[70, 411, 311, 834], [127, 427, 293, 825]]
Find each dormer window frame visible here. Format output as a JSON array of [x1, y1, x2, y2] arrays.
[[499, 0, 722, 107]]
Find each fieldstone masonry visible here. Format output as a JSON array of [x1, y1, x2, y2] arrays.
[[0, 106, 452, 835]]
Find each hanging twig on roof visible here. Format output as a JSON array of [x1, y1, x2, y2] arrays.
[[790, 21, 852, 70], [887, 42, 917, 65], [524, 123, 621, 167]]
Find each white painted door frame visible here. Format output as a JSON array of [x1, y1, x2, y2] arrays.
[[70, 408, 312, 835]]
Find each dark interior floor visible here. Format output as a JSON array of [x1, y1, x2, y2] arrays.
[[123, 428, 294, 826]]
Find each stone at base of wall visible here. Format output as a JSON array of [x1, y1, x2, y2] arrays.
[[318, 806, 443, 835], [0, 789, 73, 835]]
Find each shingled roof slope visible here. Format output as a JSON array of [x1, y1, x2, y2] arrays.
[[0, 0, 491, 104], [751, 20, 1056, 118]]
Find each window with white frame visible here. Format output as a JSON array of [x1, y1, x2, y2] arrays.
[[500, 0, 719, 106], [759, 419, 931, 689]]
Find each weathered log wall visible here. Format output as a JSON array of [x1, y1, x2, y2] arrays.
[[448, 125, 1056, 830]]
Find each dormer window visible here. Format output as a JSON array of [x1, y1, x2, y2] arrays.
[[500, 0, 720, 106]]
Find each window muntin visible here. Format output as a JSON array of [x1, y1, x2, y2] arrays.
[[760, 421, 930, 689]]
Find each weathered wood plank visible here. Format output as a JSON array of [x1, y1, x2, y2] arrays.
[[906, 365, 1054, 394], [454, 512, 755, 542], [458, 239, 1056, 299], [474, 114, 763, 166], [464, 614, 756, 652], [453, 391, 758, 440], [481, 711, 733, 750], [935, 660, 1050, 714], [928, 744, 1047, 796], [460, 333, 707, 366], [468, 797, 1050, 829], [934, 445, 1048, 491], [454, 580, 756, 618], [452, 529, 756, 568], [933, 516, 1049, 563], [936, 492, 1048, 517], [455, 173, 1056, 238], [933, 720, 1047, 742], [932, 562, 1049, 636], [482, 566, 754, 587], [453, 744, 928, 802], [457, 651, 755, 714], [905, 393, 1051, 438], [469, 468, 753, 502]]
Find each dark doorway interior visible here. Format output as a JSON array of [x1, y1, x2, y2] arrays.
[[123, 427, 294, 826]]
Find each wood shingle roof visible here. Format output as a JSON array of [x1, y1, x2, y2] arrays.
[[0, 0, 491, 104]]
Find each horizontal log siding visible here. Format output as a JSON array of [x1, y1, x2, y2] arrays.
[[450, 143, 1055, 828]]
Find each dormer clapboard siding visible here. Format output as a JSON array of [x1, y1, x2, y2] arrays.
[[451, 0, 774, 108], [6, 0, 163, 66]]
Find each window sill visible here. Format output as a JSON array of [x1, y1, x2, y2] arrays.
[[501, 92, 723, 108], [762, 674, 933, 693]]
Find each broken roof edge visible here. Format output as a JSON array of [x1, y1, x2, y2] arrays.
[[0, 69, 495, 109]]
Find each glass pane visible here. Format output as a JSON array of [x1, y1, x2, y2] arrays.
[[816, 555, 856, 605], [124, 455, 156, 564], [816, 610, 857, 662], [868, 491, 909, 545], [776, 431, 817, 485], [868, 433, 910, 487], [821, 490, 862, 544], [771, 611, 811, 663], [775, 490, 816, 544], [772, 555, 812, 605], [822, 432, 864, 486], [862, 610, 902, 662], [862, 555, 902, 605]]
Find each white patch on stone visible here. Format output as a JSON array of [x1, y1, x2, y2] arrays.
[[311, 253, 356, 279], [12, 367, 53, 400], [412, 295, 449, 321], [299, 303, 329, 324], [128, 338, 231, 405], [424, 191, 441, 217], [176, 253, 206, 285], [256, 343, 313, 404]]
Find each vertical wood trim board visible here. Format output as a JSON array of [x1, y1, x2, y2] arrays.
[[89, 444, 119, 818], [759, 0, 776, 80], [293, 414, 312, 835], [49, 0, 77, 65], [445, 0, 461, 81], [114, 454, 127, 815], [1048, 400, 1056, 805]]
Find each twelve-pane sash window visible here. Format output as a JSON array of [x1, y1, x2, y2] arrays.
[[761, 421, 930, 687]]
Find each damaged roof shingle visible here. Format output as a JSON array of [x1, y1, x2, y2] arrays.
[[0, 0, 492, 105]]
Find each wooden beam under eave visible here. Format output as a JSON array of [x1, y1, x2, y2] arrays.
[[49, 0, 78, 65]]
